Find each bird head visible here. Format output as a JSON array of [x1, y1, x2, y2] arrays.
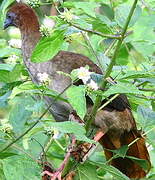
[[4, 3, 39, 32]]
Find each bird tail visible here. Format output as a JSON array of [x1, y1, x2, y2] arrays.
[[99, 130, 151, 179]]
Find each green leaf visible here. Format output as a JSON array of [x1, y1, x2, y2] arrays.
[[31, 30, 65, 63], [132, 41, 155, 58], [130, 14, 155, 42], [115, 4, 142, 28], [2, 155, 41, 180], [75, 162, 98, 180], [0, 64, 14, 71], [0, 47, 21, 58], [66, 85, 86, 119], [91, 14, 113, 34], [127, 156, 150, 171], [9, 81, 67, 102], [137, 106, 155, 128], [93, 162, 130, 180], [0, 152, 17, 159], [48, 121, 85, 135], [0, 64, 22, 83], [9, 99, 32, 134], [103, 82, 143, 97], [118, 71, 155, 80], [100, 3, 114, 20], [64, 2, 99, 18], [47, 121, 95, 144], [111, 145, 129, 158], [9, 64, 22, 82]]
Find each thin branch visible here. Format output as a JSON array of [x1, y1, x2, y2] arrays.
[[81, 32, 104, 73], [97, 94, 119, 112], [85, 0, 139, 132], [69, 22, 121, 40]]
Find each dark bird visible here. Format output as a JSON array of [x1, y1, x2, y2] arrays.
[[4, 3, 151, 179]]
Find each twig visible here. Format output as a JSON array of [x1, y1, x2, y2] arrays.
[[69, 22, 121, 40], [81, 32, 104, 72], [85, 0, 139, 132], [44, 134, 54, 154], [97, 94, 119, 112]]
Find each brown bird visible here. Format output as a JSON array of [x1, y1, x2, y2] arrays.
[[4, 3, 151, 179]]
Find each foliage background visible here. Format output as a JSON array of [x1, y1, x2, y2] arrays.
[[0, 0, 155, 179]]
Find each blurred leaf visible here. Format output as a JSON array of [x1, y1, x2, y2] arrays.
[[118, 70, 155, 80], [127, 156, 150, 171], [116, 45, 129, 65], [91, 14, 113, 34], [9, 81, 67, 102], [47, 121, 95, 143], [132, 41, 155, 58], [93, 162, 130, 180], [115, 4, 142, 28], [31, 30, 65, 63], [0, 64, 22, 83], [74, 162, 98, 180], [103, 82, 143, 97], [64, 2, 99, 17], [137, 106, 155, 128], [100, 3, 114, 20], [0, 64, 14, 71], [9, 99, 32, 134], [66, 85, 86, 119], [0, 47, 21, 58], [130, 14, 155, 42], [48, 121, 85, 135], [2, 155, 41, 180], [0, 152, 17, 159], [112, 145, 129, 158]]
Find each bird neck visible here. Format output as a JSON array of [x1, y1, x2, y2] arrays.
[[20, 23, 41, 61]]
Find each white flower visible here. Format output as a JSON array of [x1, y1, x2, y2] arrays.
[[7, 54, 19, 64], [0, 119, 13, 133], [37, 72, 50, 83], [8, 39, 21, 49], [16, 0, 21, 2], [43, 18, 55, 28], [60, 9, 73, 22], [87, 79, 98, 90], [77, 67, 92, 84]]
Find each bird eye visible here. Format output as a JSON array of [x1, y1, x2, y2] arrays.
[[7, 15, 11, 18]]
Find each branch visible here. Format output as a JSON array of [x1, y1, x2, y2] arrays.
[[85, 0, 139, 132], [69, 22, 121, 40]]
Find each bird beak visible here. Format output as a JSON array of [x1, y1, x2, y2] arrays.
[[3, 18, 13, 29]]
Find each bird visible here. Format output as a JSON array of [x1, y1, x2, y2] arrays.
[[4, 2, 151, 179]]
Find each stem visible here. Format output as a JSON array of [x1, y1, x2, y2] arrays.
[[97, 94, 119, 112], [69, 22, 121, 40], [85, 0, 139, 132], [81, 32, 104, 73]]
